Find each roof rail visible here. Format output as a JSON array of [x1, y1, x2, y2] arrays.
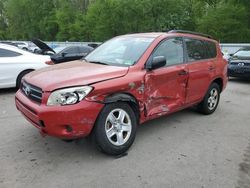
[[168, 30, 214, 39]]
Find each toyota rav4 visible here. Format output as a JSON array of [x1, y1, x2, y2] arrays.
[[15, 30, 228, 155]]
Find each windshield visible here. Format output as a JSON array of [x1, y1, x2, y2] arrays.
[[234, 49, 250, 57], [85, 36, 154, 66], [53, 46, 67, 53]]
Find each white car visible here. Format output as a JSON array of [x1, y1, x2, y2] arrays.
[[0, 44, 51, 89], [14, 41, 30, 51]]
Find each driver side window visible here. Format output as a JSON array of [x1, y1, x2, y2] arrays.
[[152, 37, 184, 66]]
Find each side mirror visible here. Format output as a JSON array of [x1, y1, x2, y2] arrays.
[[146, 56, 166, 70]]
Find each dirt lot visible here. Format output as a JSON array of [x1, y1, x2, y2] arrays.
[[0, 79, 249, 188]]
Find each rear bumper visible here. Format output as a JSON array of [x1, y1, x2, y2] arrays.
[[15, 90, 104, 139]]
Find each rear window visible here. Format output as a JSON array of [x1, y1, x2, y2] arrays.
[[0, 48, 22, 57], [185, 38, 217, 62], [15, 42, 25, 45], [61, 47, 79, 54], [79, 46, 93, 53]]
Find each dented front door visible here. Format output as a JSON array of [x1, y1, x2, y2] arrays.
[[144, 37, 188, 117]]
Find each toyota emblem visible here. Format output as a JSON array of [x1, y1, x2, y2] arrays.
[[23, 85, 31, 96], [238, 63, 245, 67]]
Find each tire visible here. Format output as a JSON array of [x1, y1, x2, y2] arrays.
[[93, 102, 137, 155], [197, 83, 220, 115], [62, 139, 75, 143], [16, 70, 33, 88]]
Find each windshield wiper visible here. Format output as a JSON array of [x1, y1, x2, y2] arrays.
[[82, 58, 109, 65], [89, 61, 109, 65]]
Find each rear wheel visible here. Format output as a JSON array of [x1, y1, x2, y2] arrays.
[[197, 83, 220, 115], [93, 102, 137, 155]]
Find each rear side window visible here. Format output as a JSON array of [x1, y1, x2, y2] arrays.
[[185, 38, 217, 62], [185, 38, 206, 61], [0, 48, 22, 57], [152, 37, 184, 66]]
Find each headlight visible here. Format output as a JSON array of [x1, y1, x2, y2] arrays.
[[47, 86, 93, 106]]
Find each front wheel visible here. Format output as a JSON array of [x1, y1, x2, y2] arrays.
[[93, 102, 137, 155], [197, 83, 220, 115]]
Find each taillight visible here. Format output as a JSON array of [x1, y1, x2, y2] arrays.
[[45, 60, 54, 65]]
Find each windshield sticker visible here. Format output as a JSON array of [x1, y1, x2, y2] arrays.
[[123, 60, 134, 65]]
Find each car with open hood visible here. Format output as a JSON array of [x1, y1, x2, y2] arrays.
[[50, 45, 94, 64], [32, 39, 94, 64], [15, 31, 228, 155]]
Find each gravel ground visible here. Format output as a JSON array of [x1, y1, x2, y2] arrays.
[[0, 78, 249, 188]]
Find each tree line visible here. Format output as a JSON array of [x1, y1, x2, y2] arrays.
[[0, 0, 249, 42]]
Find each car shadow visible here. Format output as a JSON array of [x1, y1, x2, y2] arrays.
[[136, 108, 198, 138], [229, 77, 250, 84], [19, 108, 199, 161], [19, 129, 108, 161], [0, 88, 17, 95]]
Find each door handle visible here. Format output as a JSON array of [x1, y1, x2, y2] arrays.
[[209, 66, 215, 71], [178, 70, 188, 76]]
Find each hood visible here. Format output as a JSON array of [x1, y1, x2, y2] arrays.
[[32, 39, 55, 53], [230, 57, 250, 63], [232, 56, 250, 60], [24, 60, 129, 91]]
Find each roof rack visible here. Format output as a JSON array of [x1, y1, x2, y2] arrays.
[[168, 30, 214, 39]]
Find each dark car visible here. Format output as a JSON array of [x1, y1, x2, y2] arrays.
[[228, 47, 250, 79], [32, 39, 94, 64], [51, 45, 94, 64]]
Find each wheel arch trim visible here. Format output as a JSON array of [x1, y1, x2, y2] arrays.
[[16, 69, 34, 87], [103, 92, 140, 124]]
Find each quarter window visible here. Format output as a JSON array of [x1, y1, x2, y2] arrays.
[[152, 37, 184, 66], [0, 48, 22, 57]]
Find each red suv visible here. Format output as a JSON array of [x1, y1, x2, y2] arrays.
[[15, 30, 228, 155]]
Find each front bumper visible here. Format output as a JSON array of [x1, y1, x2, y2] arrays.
[[228, 65, 250, 78], [15, 90, 104, 139]]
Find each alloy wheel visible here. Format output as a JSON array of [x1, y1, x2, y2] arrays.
[[207, 88, 219, 110], [105, 109, 132, 146]]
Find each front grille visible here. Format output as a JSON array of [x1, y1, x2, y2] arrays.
[[16, 97, 37, 115], [230, 62, 250, 67], [21, 81, 43, 104]]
